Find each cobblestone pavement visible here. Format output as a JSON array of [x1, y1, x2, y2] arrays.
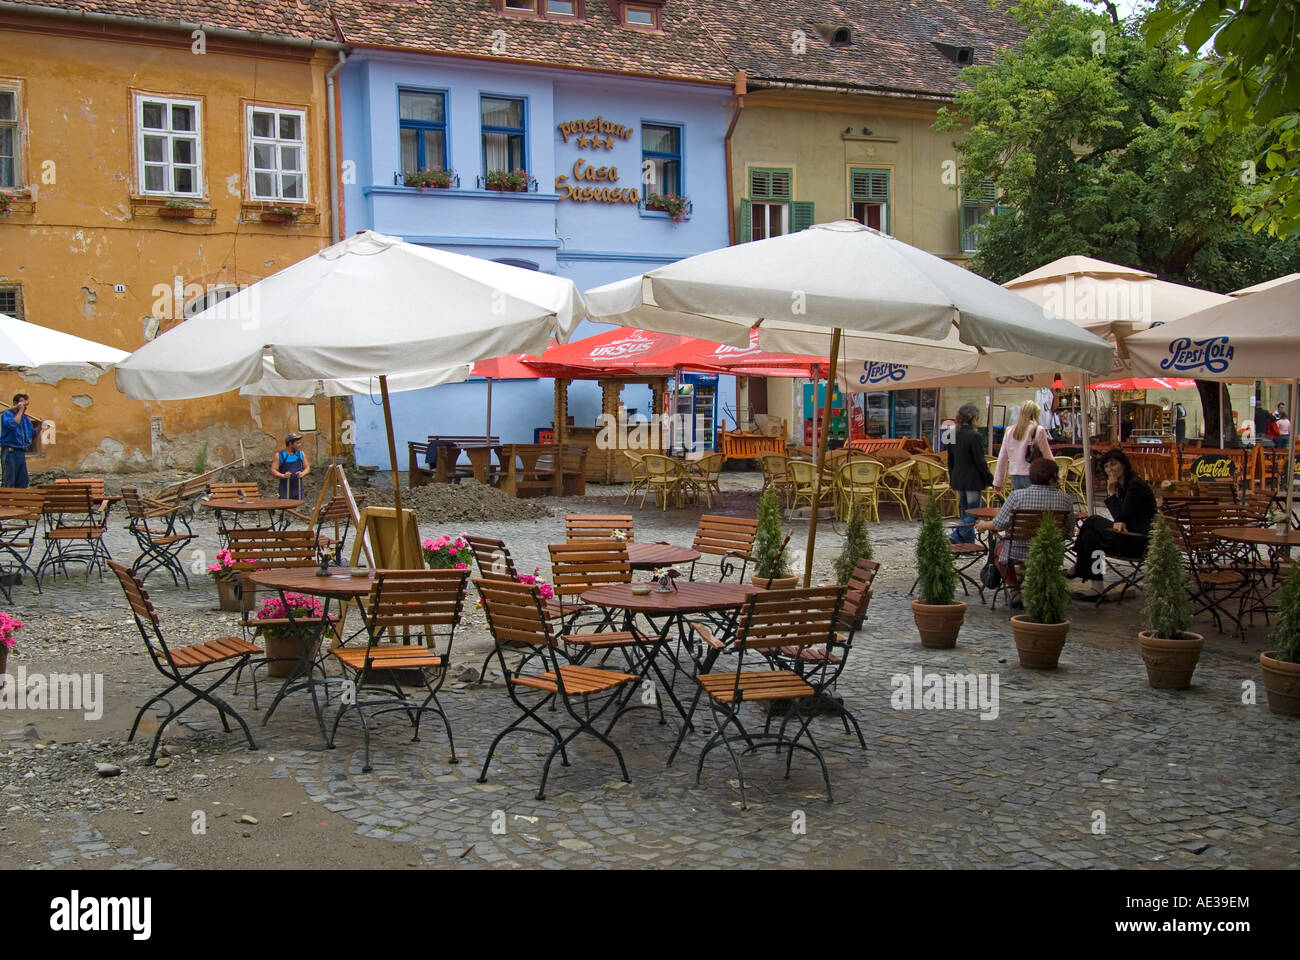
[[2, 475, 1297, 869]]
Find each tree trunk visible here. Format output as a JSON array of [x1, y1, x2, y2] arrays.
[[1196, 380, 1223, 447]]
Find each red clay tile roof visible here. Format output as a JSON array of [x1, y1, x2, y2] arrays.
[[9, 0, 338, 41], [690, 0, 1026, 99], [329, 0, 736, 85]]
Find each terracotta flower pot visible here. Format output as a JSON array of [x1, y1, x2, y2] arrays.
[[215, 577, 242, 612], [752, 573, 800, 590], [262, 631, 320, 679], [260, 212, 295, 224], [1138, 631, 1205, 690], [911, 600, 967, 649], [1010, 617, 1070, 670], [1260, 651, 1300, 717]]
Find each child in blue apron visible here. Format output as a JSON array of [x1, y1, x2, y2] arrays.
[[272, 433, 309, 500]]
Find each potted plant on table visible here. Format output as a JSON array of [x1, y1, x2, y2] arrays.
[[422, 534, 470, 570], [752, 487, 797, 589], [834, 503, 873, 585], [160, 199, 197, 219], [1010, 515, 1071, 669], [404, 167, 455, 189], [1260, 562, 1300, 716], [485, 168, 531, 192], [255, 592, 332, 679], [0, 612, 22, 681], [911, 498, 966, 648], [1138, 518, 1204, 689]]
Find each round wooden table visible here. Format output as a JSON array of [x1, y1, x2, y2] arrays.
[[625, 542, 701, 571], [203, 497, 302, 535], [1212, 526, 1300, 549], [1213, 526, 1300, 623], [247, 568, 373, 738]]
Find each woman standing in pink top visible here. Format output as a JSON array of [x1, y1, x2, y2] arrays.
[[994, 400, 1053, 491]]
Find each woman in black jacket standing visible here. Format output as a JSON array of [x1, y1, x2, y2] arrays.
[[947, 402, 994, 544], [1071, 448, 1157, 598]]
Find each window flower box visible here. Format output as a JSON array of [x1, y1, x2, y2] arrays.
[[483, 169, 533, 192], [0, 192, 13, 215], [403, 168, 457, 189], [644, 193, 691, 222], [260, 204, 301, 224], [159, 200, 198, 220]]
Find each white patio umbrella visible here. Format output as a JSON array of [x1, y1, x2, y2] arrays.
[[584, 221, 1114, 585], [1126, 274, 1300, 523], [237, 357, 473, 398], [0, 312, 128, 374], [116, 231, 584, 564]]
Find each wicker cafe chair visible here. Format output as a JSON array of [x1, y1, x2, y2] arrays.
[[834, 459, 883, 523], [121, 487, 196, 587], [640, 454, 688, 510], [475, 578, 637, 800], [109, 560, 260, 764], [787, 459, 833, 516], [877, 460, 916, 520], [690, 452, 727, 509], [622, 451, 649, 506], [688, 586, 846, 809], [327, 568, 467, 773], [689, 514, 758, 582], [759, 454, 794, 510]]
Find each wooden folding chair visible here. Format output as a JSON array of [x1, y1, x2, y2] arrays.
[[547, 540, 644, 663], [121, 487, 195, 587], [109, 560, 260, 764], [37, 483, 113, 581], [475, 578, 637, 800], [0, 487, 45, 596], [989, 510, 1073, 610], [327, 568, 467, 772], [565, 514, 634, 541], [688, 514, 758, 582], [226, 527, 320, 619], [687, 586, 845, 808], [1173, 514, 1248, 637]]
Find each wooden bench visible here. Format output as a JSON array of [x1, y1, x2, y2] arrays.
[[719, 428, 787, 462], [409, 436, 502, 487], [848, 437, 908, 454], [1127, 450, 1179, 485], [498, 444, 587, 498]]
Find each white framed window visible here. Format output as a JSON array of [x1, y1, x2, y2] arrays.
[[248, 106, 307, 202], [0, 85, 21, 189], [136, 95, 202, 196], [751, 202, 787, 240]]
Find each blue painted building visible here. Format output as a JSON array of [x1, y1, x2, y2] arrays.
[[332, 0, 737, 470]]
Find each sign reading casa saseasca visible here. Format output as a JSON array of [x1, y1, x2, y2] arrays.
[[554, 116, 642, 205]]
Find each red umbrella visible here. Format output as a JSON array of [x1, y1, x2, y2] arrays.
[[1086, 376, 1196, 390], [522, 327, 691, 378], [652, 329, 825, 377]]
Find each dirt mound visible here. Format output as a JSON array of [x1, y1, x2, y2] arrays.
[[361, 481, 552, 523]]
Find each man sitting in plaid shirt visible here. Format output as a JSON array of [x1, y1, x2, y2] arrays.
[[975, 457, 1076, 609]]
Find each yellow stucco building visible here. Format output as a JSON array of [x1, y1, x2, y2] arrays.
[[0, 2, 344, 473]]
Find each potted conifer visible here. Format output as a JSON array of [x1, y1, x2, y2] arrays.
[[834, 503, 873, 585], [1260, 562, 1300, 716], [911, 498, 966, 648], [1138, 518, 1204, 689], [1010, 515, 1071, 669], [751, 487, 797, 588]]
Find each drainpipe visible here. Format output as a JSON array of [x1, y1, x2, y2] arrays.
[[724, 70, 746, 246], [326, 50, 347, 244]]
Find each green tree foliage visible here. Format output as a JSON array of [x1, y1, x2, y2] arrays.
[[1141, 518, 1193, 639], [834, 503, 874, 585], [1268, 561, 1300, 663], [935, 0, 1300, 289], [915, 499, 958, 605], [1144, 0, 1300, 239], [1021, 513, 1070, 624], [753, 488, 791, 579]]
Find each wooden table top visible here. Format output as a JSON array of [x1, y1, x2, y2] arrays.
[[581, 581, 757, 615], [626, 542, 701, 569], [1213, 526, 1300, 547], [202, 497, 302, 512], [249, 568, 375, 598]]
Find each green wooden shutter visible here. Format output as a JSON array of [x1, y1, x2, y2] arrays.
[[749, 167, 793, 201], [850, 168, 890, 203], [738, 198, 752, 244], [961, 176, 997, 205], [790, 200, 815, 232]]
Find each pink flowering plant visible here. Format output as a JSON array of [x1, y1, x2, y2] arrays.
[[205, 547, 243, 583], [0, 612, 22, 650], [423, 534, 470, 570], [254, 593, 333, 642], [517, 567, 555, 600]]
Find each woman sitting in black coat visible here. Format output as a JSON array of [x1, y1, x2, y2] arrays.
[[1072, 448, 1157, 599]]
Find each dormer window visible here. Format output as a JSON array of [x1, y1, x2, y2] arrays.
[[831, 27, 852, 46], [933, 42, 976, 66], [496, 0, 584, 18], [606, 0, 665, 30]]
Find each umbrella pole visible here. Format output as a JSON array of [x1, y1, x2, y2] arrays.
[[379, 374, 406, 568], [1285, 378, 1297, 535], [1081, 372, 1094, 511], [804, 329, 841, 588], [986, 387, 993, 450], [485, 377, 493, 445]]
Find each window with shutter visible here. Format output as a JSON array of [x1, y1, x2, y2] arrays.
[[749, 167, 793, 201], [960, 176, 1005, 253], [849, 167, 889, 233]]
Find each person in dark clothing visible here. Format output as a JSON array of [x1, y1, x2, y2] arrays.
[[947, 402, 993, 545], [1071, 448, 1157, 598], [1174, 402, 1186, 444]]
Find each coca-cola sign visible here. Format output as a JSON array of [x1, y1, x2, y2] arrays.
[[1189, 454, 1236, 481]]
